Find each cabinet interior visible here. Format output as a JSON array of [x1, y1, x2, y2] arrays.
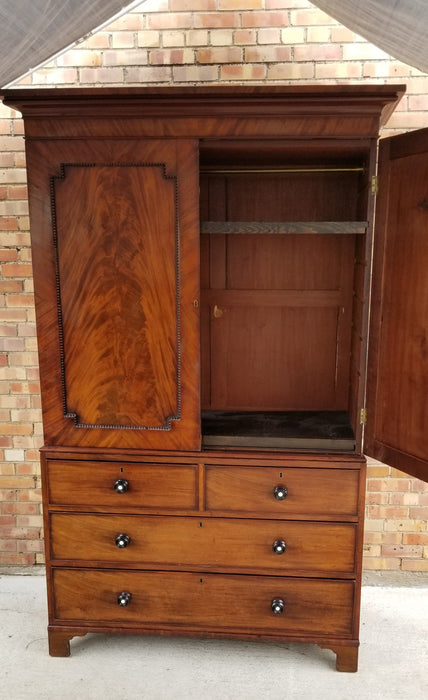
[[199, 140, 371, 451]]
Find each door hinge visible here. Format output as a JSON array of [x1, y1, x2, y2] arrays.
[[371, 175, 378, 195], [360, 408, 367, 425]]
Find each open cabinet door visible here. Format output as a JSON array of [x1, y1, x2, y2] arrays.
[[365, 128, 428, 482]]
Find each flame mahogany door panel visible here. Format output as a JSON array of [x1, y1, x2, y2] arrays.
[[366, 128, 428, 482], [25, 138, 201, 450]]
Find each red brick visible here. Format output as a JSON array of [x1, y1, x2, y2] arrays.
[[408, 94, 428, 110], [0, 217, 19, 231], [197, 47, 242, 63], [5, 294, 35, 307], [403, 533, 428, 545], [0, 553, 35, 565], [84, 33, 111, 50], [0, 539, 17, 552], [194, 13, 240, 28], [267, 63, 314, 80], [402, 560, 428, 572], [294, 44, 342, 61], [17, 539, 44, 553], [411, 479, 428, 492], [381, 544, 423, 558], [366, 478, 411, 492], [0, 309, 27, 322], [363, 557, 401, 571], [365, 492, 389, 505], [234, 29, 257, 45], [0, 136, 25, 151], [0, 280, 23, 293], [245, 46, 292, 62], [292, 9, 335, 26], [242, 11, 289, 28], [218, 0, 262, 7], [7, 185, 28, 200], [148, 13, 192, 30], [220, 64, 267, 80], [1, 263, 33, 278], [367, 506, 409, 519], [24, 449, 41, 461], [409, 506, 428, 519], [150, 49, 194, 65], [10, 381, 40, 394], [0, 154, 15, 167], [0, 337, 25, 351], [172, 65, 218, 82], [106, 14, 146, 31], [171, 0, 215, 8]]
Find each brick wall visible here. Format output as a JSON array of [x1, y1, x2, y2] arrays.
[[1, 0, 427, 570]]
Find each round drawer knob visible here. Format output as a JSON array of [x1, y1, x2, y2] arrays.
[[117, 591, 132, 607], [273, 485, 288, 501], [272, 539, 287, 555], [271, 598, 285, 615], [115, 534, 131, 549], [113, 478, 129, 494]]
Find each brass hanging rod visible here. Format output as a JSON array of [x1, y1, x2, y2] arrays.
[[200, 167, 365, 174]]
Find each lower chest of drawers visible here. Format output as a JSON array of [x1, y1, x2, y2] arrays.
[[42, 452, 365, 661]]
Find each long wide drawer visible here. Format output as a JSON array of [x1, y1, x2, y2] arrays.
[[46, 460, 198, 510], [52, 568, 355, 636], [205, 465, 360, 517], [49, 514, 356, 575]]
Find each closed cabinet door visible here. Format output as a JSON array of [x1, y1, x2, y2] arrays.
[[366, 127, 428, 482], [26, 138, 200, 450]]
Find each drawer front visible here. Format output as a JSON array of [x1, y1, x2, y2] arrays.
[[52, 569, 355, 636], [205, 466, 359, 517], [50, 514, 356, 574], [46, 460, 198, 510]]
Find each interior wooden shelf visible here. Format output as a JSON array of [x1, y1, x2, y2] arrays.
[[202, 410, 356, 451], [200, 221, 368, 235]]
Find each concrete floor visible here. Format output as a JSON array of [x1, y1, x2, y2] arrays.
[[1, 570, 427, 700]]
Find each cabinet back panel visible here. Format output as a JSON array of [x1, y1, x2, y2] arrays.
[[210, 305, 342, 410], [226, 234, 352, 290], [226, 172, 359, 221], [201, 233, 354, 411]]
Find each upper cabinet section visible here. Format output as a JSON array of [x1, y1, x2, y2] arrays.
[[1, 85, 406, 453]]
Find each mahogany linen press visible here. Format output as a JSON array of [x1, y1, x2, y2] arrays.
[[2, 85, 427, 672]]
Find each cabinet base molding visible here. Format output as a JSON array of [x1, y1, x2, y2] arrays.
[[47, 625, 359, 671]]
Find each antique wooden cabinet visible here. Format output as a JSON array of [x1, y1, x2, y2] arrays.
[[3, 86, 428, 672]]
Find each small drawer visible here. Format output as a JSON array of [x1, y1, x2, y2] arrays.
[[52, 569, 355, 637], [46, 460, 198, 510], [205, 465, 360, 517], [50, 513, 356, 575]]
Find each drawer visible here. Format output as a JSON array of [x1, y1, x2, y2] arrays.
[[205, 466, 359, 517], [52, 569, 355, 637], [46, 460, 198, 510], [50, 514, 356, 575]]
